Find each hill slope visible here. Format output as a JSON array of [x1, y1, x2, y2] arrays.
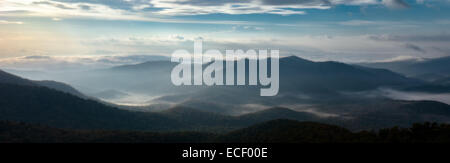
[[0, 83, 183, 131], [0, 70, 85, 98], [0, 83, 321, 131]]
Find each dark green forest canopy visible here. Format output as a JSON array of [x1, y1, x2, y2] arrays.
[[2, 120, 450, 143]]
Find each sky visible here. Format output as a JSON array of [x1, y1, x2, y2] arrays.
[[1, 0, 450, 70]]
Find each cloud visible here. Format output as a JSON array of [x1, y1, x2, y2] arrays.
[[0, 0, 257, 25], [382, 0, 410, 9], [78, 4, 91, 10], [0, 0, 420, 25], [261, 0, 331, 6], [0, 0, 391, 21], [93, 55, 170, 64], [0, 20, 24, 25], [365, 33, 450, 59], [33, 1, 75, 10], [148, 0, 314, 15], [52, 0, 147, 10], [374, 55, 422, 62], [339, 20, 379, 26], [369, 34, 450, 42], [23, 55, 52, 60], [172, 35, 185, 40], [71, 32, 450, 63], [1, 32, 448, 69], [232, 25, 265, 31], [171, 0, 252, 6], [404, 43, 426, 53], [0, 55, 170, 71], [338, 20, 423, 28], [378, 88, 450, 105]]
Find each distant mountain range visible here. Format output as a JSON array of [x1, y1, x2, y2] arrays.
[[135, 56, 435, 114], [104, 56, 422, 94], [358, 56, 450, 93], [359, 56, 450, 81], [1, 56, 450, 133], [11, 55, 419, 97], [278, 56, 422, 92], [86, 56, 427, 114]]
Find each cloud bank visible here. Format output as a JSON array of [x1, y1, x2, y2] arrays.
[[0, 0, 407, 21], [0, 55, 169, 71]]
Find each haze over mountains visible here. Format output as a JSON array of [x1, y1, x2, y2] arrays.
[[1, 55, 450, 132], [4, 56, 428, 106], [359, 56, 450, 93], [0, 70, 85, 98], [359, 56, 450, 83]]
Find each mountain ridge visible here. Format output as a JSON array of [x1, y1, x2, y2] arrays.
[[359, 56, 450, 77], [0, 70, 85, 98]]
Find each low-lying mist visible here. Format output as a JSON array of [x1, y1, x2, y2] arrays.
[[379, 89, 450, 105]]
